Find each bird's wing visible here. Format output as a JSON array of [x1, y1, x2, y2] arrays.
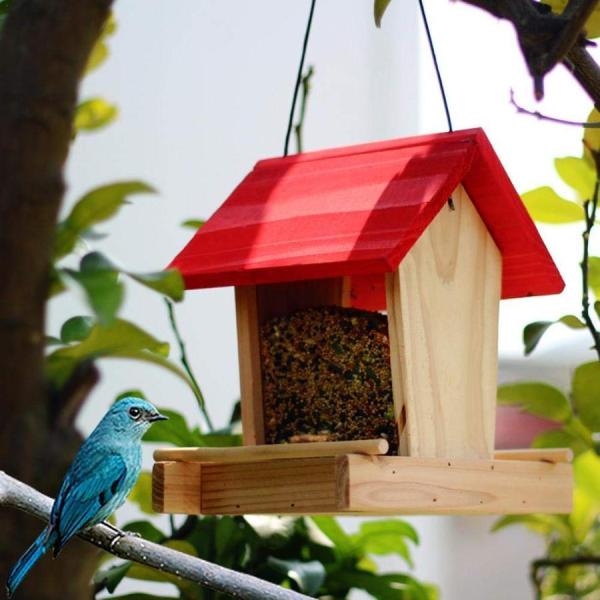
[[51, 451, 128, 553]]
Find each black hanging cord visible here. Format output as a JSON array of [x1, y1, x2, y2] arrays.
[[284, 0, 317, 156], [418, 0, 453, 132]]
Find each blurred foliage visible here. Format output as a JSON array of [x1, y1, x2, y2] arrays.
[[39, 14, 437, 600], [495, 107, 600, 598]]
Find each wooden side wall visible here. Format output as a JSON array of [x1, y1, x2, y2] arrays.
[[385, 185, 502, 459]]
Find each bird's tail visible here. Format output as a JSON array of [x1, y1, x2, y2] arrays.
[[6, 527, 54, 598]]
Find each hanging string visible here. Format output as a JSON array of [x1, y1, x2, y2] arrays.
[[283, 0, 317, 156], [418, 0, 453, 132]]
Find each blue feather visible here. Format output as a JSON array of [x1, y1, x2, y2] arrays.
[[6, 527, 56, 598]]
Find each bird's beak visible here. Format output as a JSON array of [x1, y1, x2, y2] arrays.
[[148, 412, 168, 422]]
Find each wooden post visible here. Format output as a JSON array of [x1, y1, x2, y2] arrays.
[[235, 277, 350, 446], [385, 185, 502, 459], [235, 286, 265, 445]]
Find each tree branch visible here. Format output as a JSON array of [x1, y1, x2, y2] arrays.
[[459, 0, 600, 105], [0, 471, 312, 600]]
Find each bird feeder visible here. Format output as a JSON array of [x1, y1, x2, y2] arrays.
[[153, 128, 572, 516]]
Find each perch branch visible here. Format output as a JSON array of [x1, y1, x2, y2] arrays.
[[459, 0, 600, 104], [0, 471, 311, 600]]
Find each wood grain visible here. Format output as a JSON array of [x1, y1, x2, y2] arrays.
[[255, 277, 350, 324], [152, 461, 203, 514], [235, 286, 265, 445], [385, 185, 502, 459], [154, 439, 389, 463], [200, 457, 348, 515], [152, 451, 572, 516], [346, 454, 572, 515]]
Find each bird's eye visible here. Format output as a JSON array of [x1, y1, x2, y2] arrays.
[[128, 407, 141, 420]]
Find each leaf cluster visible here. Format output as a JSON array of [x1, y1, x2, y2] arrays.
[[496, 108, 600, 597]]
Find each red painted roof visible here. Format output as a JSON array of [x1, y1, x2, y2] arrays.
[[170, 128, 564, 306]]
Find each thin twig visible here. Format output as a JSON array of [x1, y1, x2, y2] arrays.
[[580, 149, 600, 360], [293, 65, 314, 153], [0, 471, 311, 600], [165, 299, 215, 432], [510, 89, 600, 127]]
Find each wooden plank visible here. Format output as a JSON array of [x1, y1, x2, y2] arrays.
[[152, 461, 203, 514], [153, 453, 572, 516], [347, 455, 572, 515], [494, 448, 572, 464], [235, 286, 265, 445], [255, 277, 350, 325], [154, 439, 389, 463], [385, 185, 501, 459]]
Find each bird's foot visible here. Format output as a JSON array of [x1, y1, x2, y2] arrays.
[[101, 521, 141, 550]]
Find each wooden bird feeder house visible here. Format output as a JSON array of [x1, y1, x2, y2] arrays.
[[153, 129, 572, 516]]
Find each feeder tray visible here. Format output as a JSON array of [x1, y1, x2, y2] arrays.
[[153, 129, 572, 516], [152, 442, 571, 516]]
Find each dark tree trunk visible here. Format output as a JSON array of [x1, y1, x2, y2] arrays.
[[0, 1, 113, 597]]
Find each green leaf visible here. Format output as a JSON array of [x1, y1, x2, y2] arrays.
[[48, 267, 66, 298], [572, 361, 600, 430], [571, 451, 600, 539], [523, 321, 554, 355], [532, 429, 576, 449], [63, 253, 123, 325], [74, 98, 118, 132], [311, 516, 354, 557], [116, 389, 146, 402], [335, 571, 432, 600], [374, 0, 393, 27], [93, 562, 131, 594], [142, 408, 201, 446], [181, 219, 206, 230], [128, 472, 153, 514], [54, 181, 155, 259], [267, 557, 325, 596], [45, 336, 62, 347], [497, 382, 572, 422], [60, 316, 95, 343], [555, 156, 596, 200], [559, 315, 587, 329], [120, 520, 166, 543], [45, 318, 172, 388], [198, 432, 243, 447], [523, 317, 585, 355], [128, 269, 184, 302], [85, 15, 116, 74], [521, 186, 584, 223], [352, 520, 418, 567], [588, 256, 600, 297], [584, 108, 600, 166], [491, 514, 573, 541]]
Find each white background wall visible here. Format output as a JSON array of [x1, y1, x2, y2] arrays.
[[47, 1, 599, 598]]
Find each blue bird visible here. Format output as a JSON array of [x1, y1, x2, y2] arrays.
[[6, 397, 167, 598]]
